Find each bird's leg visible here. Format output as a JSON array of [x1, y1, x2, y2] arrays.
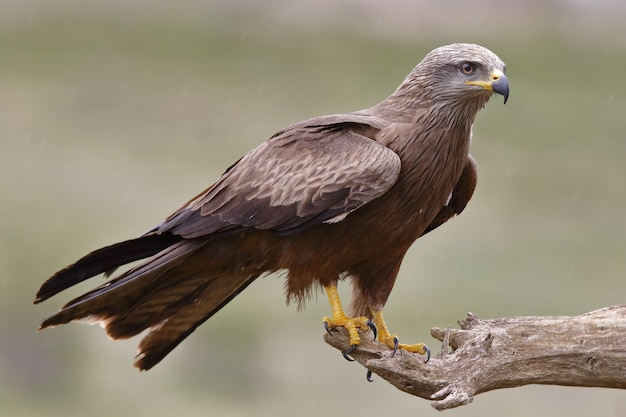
[[323, 285, 376, 358], [369, 308, 430, 361]]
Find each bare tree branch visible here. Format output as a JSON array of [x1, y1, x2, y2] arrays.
[[323, 305, 626, 410]]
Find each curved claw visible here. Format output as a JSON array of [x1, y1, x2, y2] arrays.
[[391, 336, 399, 358], [323, 320, 332, 335], [367, 320, 377, 340], [342, 345, 357, 362], [424, 344, 431, 363], [366, 370, 374, 382]]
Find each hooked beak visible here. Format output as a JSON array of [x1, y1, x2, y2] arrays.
[[490, 69, 510, 104], [467, 68, 510, 104]]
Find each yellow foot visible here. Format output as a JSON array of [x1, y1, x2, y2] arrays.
[[323, 285, 377, 360], [379, 333, 430, 358], [370, 309, 431, 361], [322, 315, 377, 359]]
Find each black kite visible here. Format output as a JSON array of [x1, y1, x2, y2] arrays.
[[35, 43, 509, 370]]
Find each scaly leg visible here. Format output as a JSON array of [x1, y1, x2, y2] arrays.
[[370, 308, 430, 360], [322, 285, 376, 359]]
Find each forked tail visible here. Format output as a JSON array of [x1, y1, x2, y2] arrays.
[[36, 235, 262, 369]]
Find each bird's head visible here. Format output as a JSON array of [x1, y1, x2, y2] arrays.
[[396, 43, 509, 113]]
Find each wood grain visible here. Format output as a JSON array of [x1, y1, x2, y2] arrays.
[[324, 305, 626, 410]]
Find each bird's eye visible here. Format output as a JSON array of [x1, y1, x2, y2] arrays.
[[460, 62, 474, 75]]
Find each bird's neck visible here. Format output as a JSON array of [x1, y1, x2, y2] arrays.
[[375, 91, 475, 193], [371, 96, 477, 142], [378, 77, 488, 132]]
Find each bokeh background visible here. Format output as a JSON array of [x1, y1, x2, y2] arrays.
[[3, 0, 626, 416]]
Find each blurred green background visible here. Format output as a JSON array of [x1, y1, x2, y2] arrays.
[[3, 0, 626, 416]]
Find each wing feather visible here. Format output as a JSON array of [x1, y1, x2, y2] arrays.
[[152, 115, 400, 238], [420, 154, 478, 236]]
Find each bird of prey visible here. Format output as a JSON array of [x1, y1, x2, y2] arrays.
[[35, 43, 509, 371]]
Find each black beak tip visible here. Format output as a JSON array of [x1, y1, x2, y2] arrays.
[[492, 75, 510, 105]]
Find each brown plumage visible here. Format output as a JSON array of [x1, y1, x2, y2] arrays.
[[35, 43, 509, 370]]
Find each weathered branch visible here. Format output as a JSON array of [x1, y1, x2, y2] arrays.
[[323, 305, 626, 410]]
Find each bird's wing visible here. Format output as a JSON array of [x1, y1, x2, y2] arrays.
[[420, 154, 478, 236], [152, 115, 401, 238]]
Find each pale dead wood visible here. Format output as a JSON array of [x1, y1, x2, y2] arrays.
[[323, 305, 626, 410]]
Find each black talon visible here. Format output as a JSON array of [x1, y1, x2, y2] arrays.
[[367, 320, 377, 340], [391, 336, 399, 357], [366, 370, 374, 382], [323, 321, 332, 335], [424, 344, 431, 363], [342, 344, 357, 361]]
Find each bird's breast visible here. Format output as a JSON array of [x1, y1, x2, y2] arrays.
[[276, 124, 472, 277], [351, 127, 471, 252]]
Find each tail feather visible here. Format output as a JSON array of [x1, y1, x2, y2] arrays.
[[38, 237, 263, 369], [104, 272, 210, 339], [134, 272, 259, 370], [34, 232, 183, 304], [39, 239, 204, 331]]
